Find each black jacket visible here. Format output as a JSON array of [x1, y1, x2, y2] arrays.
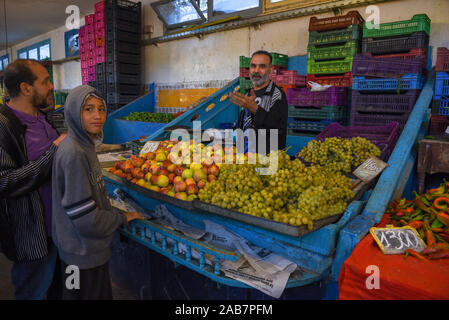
[[237, 81, 288, 154], [0, 104, 57, 262]]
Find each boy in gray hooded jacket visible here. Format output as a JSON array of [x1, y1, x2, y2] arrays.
[[52, 85, 143, 299]]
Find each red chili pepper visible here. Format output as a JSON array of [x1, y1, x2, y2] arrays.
[[405, 249, 429, 261], [434, 197, 449, 211], [422, 245, 439, 255], [405, 207, 414, 214], [437, 212, 449, 226], [431, 228, 444, 233], [429, 249, 449, 260], [426, 230, 437, 247], [408, 221, 423, 229], [444, 227, 449, 235], [438, 233, 449, 242], [395, 210, 406, 217]]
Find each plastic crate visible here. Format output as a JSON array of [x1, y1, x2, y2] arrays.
[[288, 105, 346, 119], [95, 1, 105, 12], [429, 115, 449, 135], [96, 28, 106, 38], [352, 53, 426, 76], [105, 0, 141, 22], [96, 37, 106, 47], [96, 62, 106, 77], [239, 56, 250, 68], [307, 40, 359, 61], [309, 10, 364, 32], [106, 60, 141, 75], [352, 90, 420, 114], [107, 72, 141, 84], [239, 77, 253, 91], [362, 31, 429, 55], [270, 52, 288, 67], [434, 72, 449, 100], [431, 98, 449, 116], [309, 24, 362, 46], [374, 48, 427, 60], [107, 51, 141, 65], [316, 122, 400, 160], [287, 87, 347, 107], [85, 14, 95, 26], [106, 29, 140, 44], [350, 111, 410, 130], [307, 56, 354, 75], [106, 38, 140, 55], [287, 117, 340, 132], [363, 14, 430, 38], [352, 73, 425, 91], [307, 73, 353, 88], [95, 10, 105, 22], [239, 67, 249, 78], [107, 92, 140, 104], [106, 17, 141, 34], [436, 47, 449, 72], [107, 82, 142, 95], [276, 72, 307, 86]]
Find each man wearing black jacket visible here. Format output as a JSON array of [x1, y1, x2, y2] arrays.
[[0, 59, 65, 299], [230, 50, 288, 155]]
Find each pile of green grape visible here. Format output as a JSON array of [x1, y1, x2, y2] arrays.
[[198, 150, 354, 230], [297, 137, 381, 173]]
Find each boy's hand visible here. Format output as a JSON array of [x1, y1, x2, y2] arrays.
[[124, 211, 145, 223]]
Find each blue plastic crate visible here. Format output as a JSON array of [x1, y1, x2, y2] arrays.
[[288, 55, 308, 75], [434, 71, 449, 100], [287, 117, 343, 132], [433, 97, 449, 116], [352, 73, 425, 91]]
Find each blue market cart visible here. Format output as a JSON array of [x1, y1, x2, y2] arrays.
[[103, 74, 435, 300]]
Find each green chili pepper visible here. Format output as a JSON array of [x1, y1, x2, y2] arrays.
[[432, 219, 445, 229], [421, 197, 431, 206]]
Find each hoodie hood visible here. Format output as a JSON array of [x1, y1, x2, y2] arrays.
[[64, 85, 106, 148]]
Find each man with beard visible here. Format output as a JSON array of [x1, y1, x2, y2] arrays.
[[0, 59, 66, 299], [230, 50, 288, 156]]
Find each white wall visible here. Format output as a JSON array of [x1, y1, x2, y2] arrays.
[[143, 0, 449, 84]]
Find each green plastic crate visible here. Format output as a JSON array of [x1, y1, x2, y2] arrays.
[[239, 77, 253, 91], [307, 56, 354, 75], [239, 56, 251, 68], [309, 24, 362, 46], [363, 14, 430, 38], [307, 40, 359, 61], [288, 105, 347, 120], [270, 52, 288, 67]]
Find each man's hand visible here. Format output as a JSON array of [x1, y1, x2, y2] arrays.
[[229, 89, 259, 114], [124, 211, 145, 223], [53, 133, 67, 146]]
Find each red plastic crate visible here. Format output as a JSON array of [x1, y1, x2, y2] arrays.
[[82, 76, 89, 85], [96, 37, 106, 47], [309, 10, 364, 31], [81, 68, 89, 77], [81, 60, 88, 69], [88, 41, 95, 50], [95, 11, 105, 22], [374, 48, 427, 60], [95, 20, 104, 31], [88, 65, 96, 75], [88, 58, 96, 67], [95, 1, 105, 12], [87, 32, 95, 42], [97, 46, 106, 57], [429, 115, 449, 134], [88, 73, 96, 82], [97, 55, 106, 64], [307, 73, 353, 88], [276, 72, 307, 87], [436, 47, 449, 72], [239, 68, 249, 78], [316, 122, 400, 160], [85, 14, 94, 25], [79, 26, 86, 37], [272, 66, 287, 75]]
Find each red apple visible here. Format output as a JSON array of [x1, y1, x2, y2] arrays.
[[167, 163, 177, 173], [114, 161, 123, 170], [208, 164, 220, 176], [193, 169, 207, 182], [175, 192, 188, 201], [125, 173, 133, 180], [186, 184, 198, 195], [146, 152, 156, 160], [130, 178, 137, 184], [149, 164, 160, 175], [175, 167, 185, 176], [207, 174, 217, 182], [159, 168, 169, 176], [160, 187, 170, 195], [173, 176, 183, 184], [200, 166, 208, 175], [185, 178, 196, 186], [197, 179, 206, 189], [168, 173, 176, 184], [174, 180, 187, 193], [150, 174, 159, 185], [141, 160, 151, 173], [122, 161, 134, 173]]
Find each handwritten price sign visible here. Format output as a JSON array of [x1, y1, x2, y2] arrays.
[[370, 226, 426, 254]]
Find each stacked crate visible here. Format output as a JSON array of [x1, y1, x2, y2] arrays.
[[94, 1, 107, 97], [79, 14, 97, 85], [104, 0, 142, 111], [350, 14, 430, 132], [306, 11, 365, 89], [429, 47, 449, 134]]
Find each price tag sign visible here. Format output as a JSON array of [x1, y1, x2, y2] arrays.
[[370, 226, 426, 254], [353, 157, 388, 183], [139, 141, 160, 156]]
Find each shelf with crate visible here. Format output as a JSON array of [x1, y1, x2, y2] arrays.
[[431, 97, 449, 116], [435, 72, 449, 100], [287, 87, 347, 107], [350, 110, 411, 131], [307, 40, 360, 62], [307, 72, 353, 88], [288, 105, 347, 120], [363, 14, 430, 39], [352, 52, 426, 77], [351, 90, 420, 114], [307, 56, 354, 75], [287, 117, 343, 133], [436, 47, 449, 72]]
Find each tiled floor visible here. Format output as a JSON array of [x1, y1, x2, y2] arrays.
[[0, 253, 135, 300]]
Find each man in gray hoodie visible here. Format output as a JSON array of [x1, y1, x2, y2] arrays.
[[52, 85, 144, 299]]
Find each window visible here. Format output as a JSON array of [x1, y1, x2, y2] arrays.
[[152, 0, 262, 31], [264, 0, 337, 12], [0, 54, 9, 71], [17, 39, 52, 61]]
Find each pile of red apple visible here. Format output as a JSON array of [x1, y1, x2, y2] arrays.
[[109, 142, 220, 201]]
